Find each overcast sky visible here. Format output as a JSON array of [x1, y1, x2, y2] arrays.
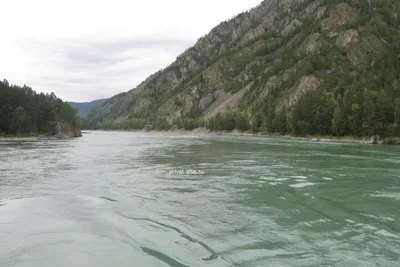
[[0, 0, 262, 102]]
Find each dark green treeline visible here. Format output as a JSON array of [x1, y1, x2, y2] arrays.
[[0, 79, 79, 135]]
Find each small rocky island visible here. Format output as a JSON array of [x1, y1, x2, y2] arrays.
[[0, 79, 82, 139]]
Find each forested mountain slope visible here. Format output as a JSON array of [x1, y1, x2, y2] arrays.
[[85, 0, 400, 139], [0, 79, 82, 138], [69, 99, 108, 117]]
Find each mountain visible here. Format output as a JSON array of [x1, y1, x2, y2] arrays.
[[69, 99, 108, 117], [0, 79, 82, 138], [85, 0, 400, 139]]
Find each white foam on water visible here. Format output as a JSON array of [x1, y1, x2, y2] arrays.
[[275, 178, 289, 182], [355, 223, 378, 231], [363, 213, 396, 223], [371, 192, 400, 201], [323, 177, 333, 181], [381, 216, 395, 222], [303, 218, 330, 227], [376, 229, 398, 239], [280, 197, 286, 200], [290, 182, 316, 188], [345, 219, 356, 224], [259, 176, 288, 182], [259, 176, 274, 181], [229, 160, 258, 164], [78, 195, 105, 205], [291, 175, 308, 179], [365, 225, 378, 231]]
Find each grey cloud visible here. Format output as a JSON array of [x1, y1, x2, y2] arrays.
[[65, 37, 193, 65], [19, 35, 194, 101]]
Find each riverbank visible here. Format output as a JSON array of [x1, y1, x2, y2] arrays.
[[113, 128, 400, 146], [0, 133, 41, 138], [0, 122, 82, 139]]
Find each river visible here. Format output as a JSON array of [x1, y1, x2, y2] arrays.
[[0, 131, 399, 266]]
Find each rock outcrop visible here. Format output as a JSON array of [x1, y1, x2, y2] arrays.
[[49, 122, 82, 139]]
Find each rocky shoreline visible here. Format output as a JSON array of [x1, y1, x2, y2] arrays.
[[50, 122, 82, 139], [122, 128, 400, 146], [0, 122, 82, 140]]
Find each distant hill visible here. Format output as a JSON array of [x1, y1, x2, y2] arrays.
[[69, 99, 108, 117], [85, 0, 400, 140]]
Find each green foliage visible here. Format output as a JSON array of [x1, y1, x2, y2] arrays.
[[394, 98, 400, 135], [9, 106, 28, 134], [96, 118, 148, 130], [204, 111, 249, 132], [261, 105, 275, 132], [272, 108, 288, 134], [331, 96, 347, 136], [0, 80, 79, 135], [250, 115, 260, 133], [85, 0, 400, 140], [290, 91, 336, 135], [331, 104, 347, 136], [235, 112, 249, 131], [350, 104, 363, 136], [182, 118, 199, 130]]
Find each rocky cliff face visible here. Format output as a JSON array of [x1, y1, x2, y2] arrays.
[[89, 0, 325, 119], [86, 0, 400, 137]]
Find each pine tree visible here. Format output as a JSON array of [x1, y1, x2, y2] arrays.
[[10, 106, 28, 134], [394, 98, 400, 135], [0, 80, 79, 135], [331, 104, 347, 136], [235, 112, 248, 131], [351, 104, 363, 136], [375, 91, 394, 137], [251, 117, 259, 133], [273, 108, 287, 134], [262, 105, 275, 132], [363, 89, 377, 136]]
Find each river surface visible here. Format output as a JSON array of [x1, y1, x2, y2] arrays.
[[0, 131, 400, 266]]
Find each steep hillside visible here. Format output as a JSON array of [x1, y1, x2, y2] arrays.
[[86, 0, 400, 139], [69, 99, 108, 117]]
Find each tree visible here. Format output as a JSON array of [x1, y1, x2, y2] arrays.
[[221, 111, 236, 131], [363, 89, 377, 136], [250, 117, 259, 133], [272, 108, 287, 134], [375, 91, 394, 137], [9, 106, 28, 134], [331, 104, 347, 136], [286, 110, 294, 133], [394, 98, 400, 135], [291, 91, 335, 135], [350, 104, 363, 136], [235, 112, 249, 131], [262, 104, 275, 132], [0, 80, 80, 135], [59, 102, 77, 123]]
